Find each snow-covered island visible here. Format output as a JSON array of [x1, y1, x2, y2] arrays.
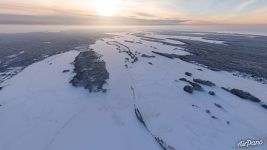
[[0, 31, 267, 150]]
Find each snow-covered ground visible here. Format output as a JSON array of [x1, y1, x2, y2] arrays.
[[141, 32, 225, 44], [0, 32, 267, 150]]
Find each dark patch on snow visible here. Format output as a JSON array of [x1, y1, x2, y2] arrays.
[[141, 54, 155, 58], [193, 79, 216, 87], [209, 91, 216, 96], [185, 72, 192, 77], [223, 88, 261, 103], [151, 46, 158, 50], [184, 85, 193, 94], [62, 70, 70, 73], [70, 50, 109, 93], [221, 87, 230, 92], [261, 104, 267, 110], [189, 82, 203, 91], [205, 109, 211, 114], [192, 104, 199, 108], [154, 137, 176, 150], [211, 116, 218, 120], [148, 62, 153, 65], [214, 103, 223, 109], [124, 40, 135, 43], [135, 107, 147, 129], [180, 78, 203, 92], [179, 78, 187, 82], [152, 51, 179, 59], [125, 64, 128, 68], [205, 109, 219, 120], [131, 57, 139, 64]]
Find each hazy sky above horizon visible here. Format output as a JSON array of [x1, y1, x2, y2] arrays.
[[0, 0, 267, 24]]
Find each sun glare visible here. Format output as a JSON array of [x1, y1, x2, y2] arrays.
[[93, 0, 120, 16]]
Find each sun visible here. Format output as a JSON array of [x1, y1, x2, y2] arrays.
[[93, 0, 120, 16]]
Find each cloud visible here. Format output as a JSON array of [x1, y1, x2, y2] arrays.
[[237, 5, 267, 24], [132, 12, 156, 18], [234, 0, 258, 13], [0, 14, 186, 25], [0, 0, 266, 25]]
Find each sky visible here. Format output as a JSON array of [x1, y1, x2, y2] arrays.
[[0, 0, 267, 25]]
